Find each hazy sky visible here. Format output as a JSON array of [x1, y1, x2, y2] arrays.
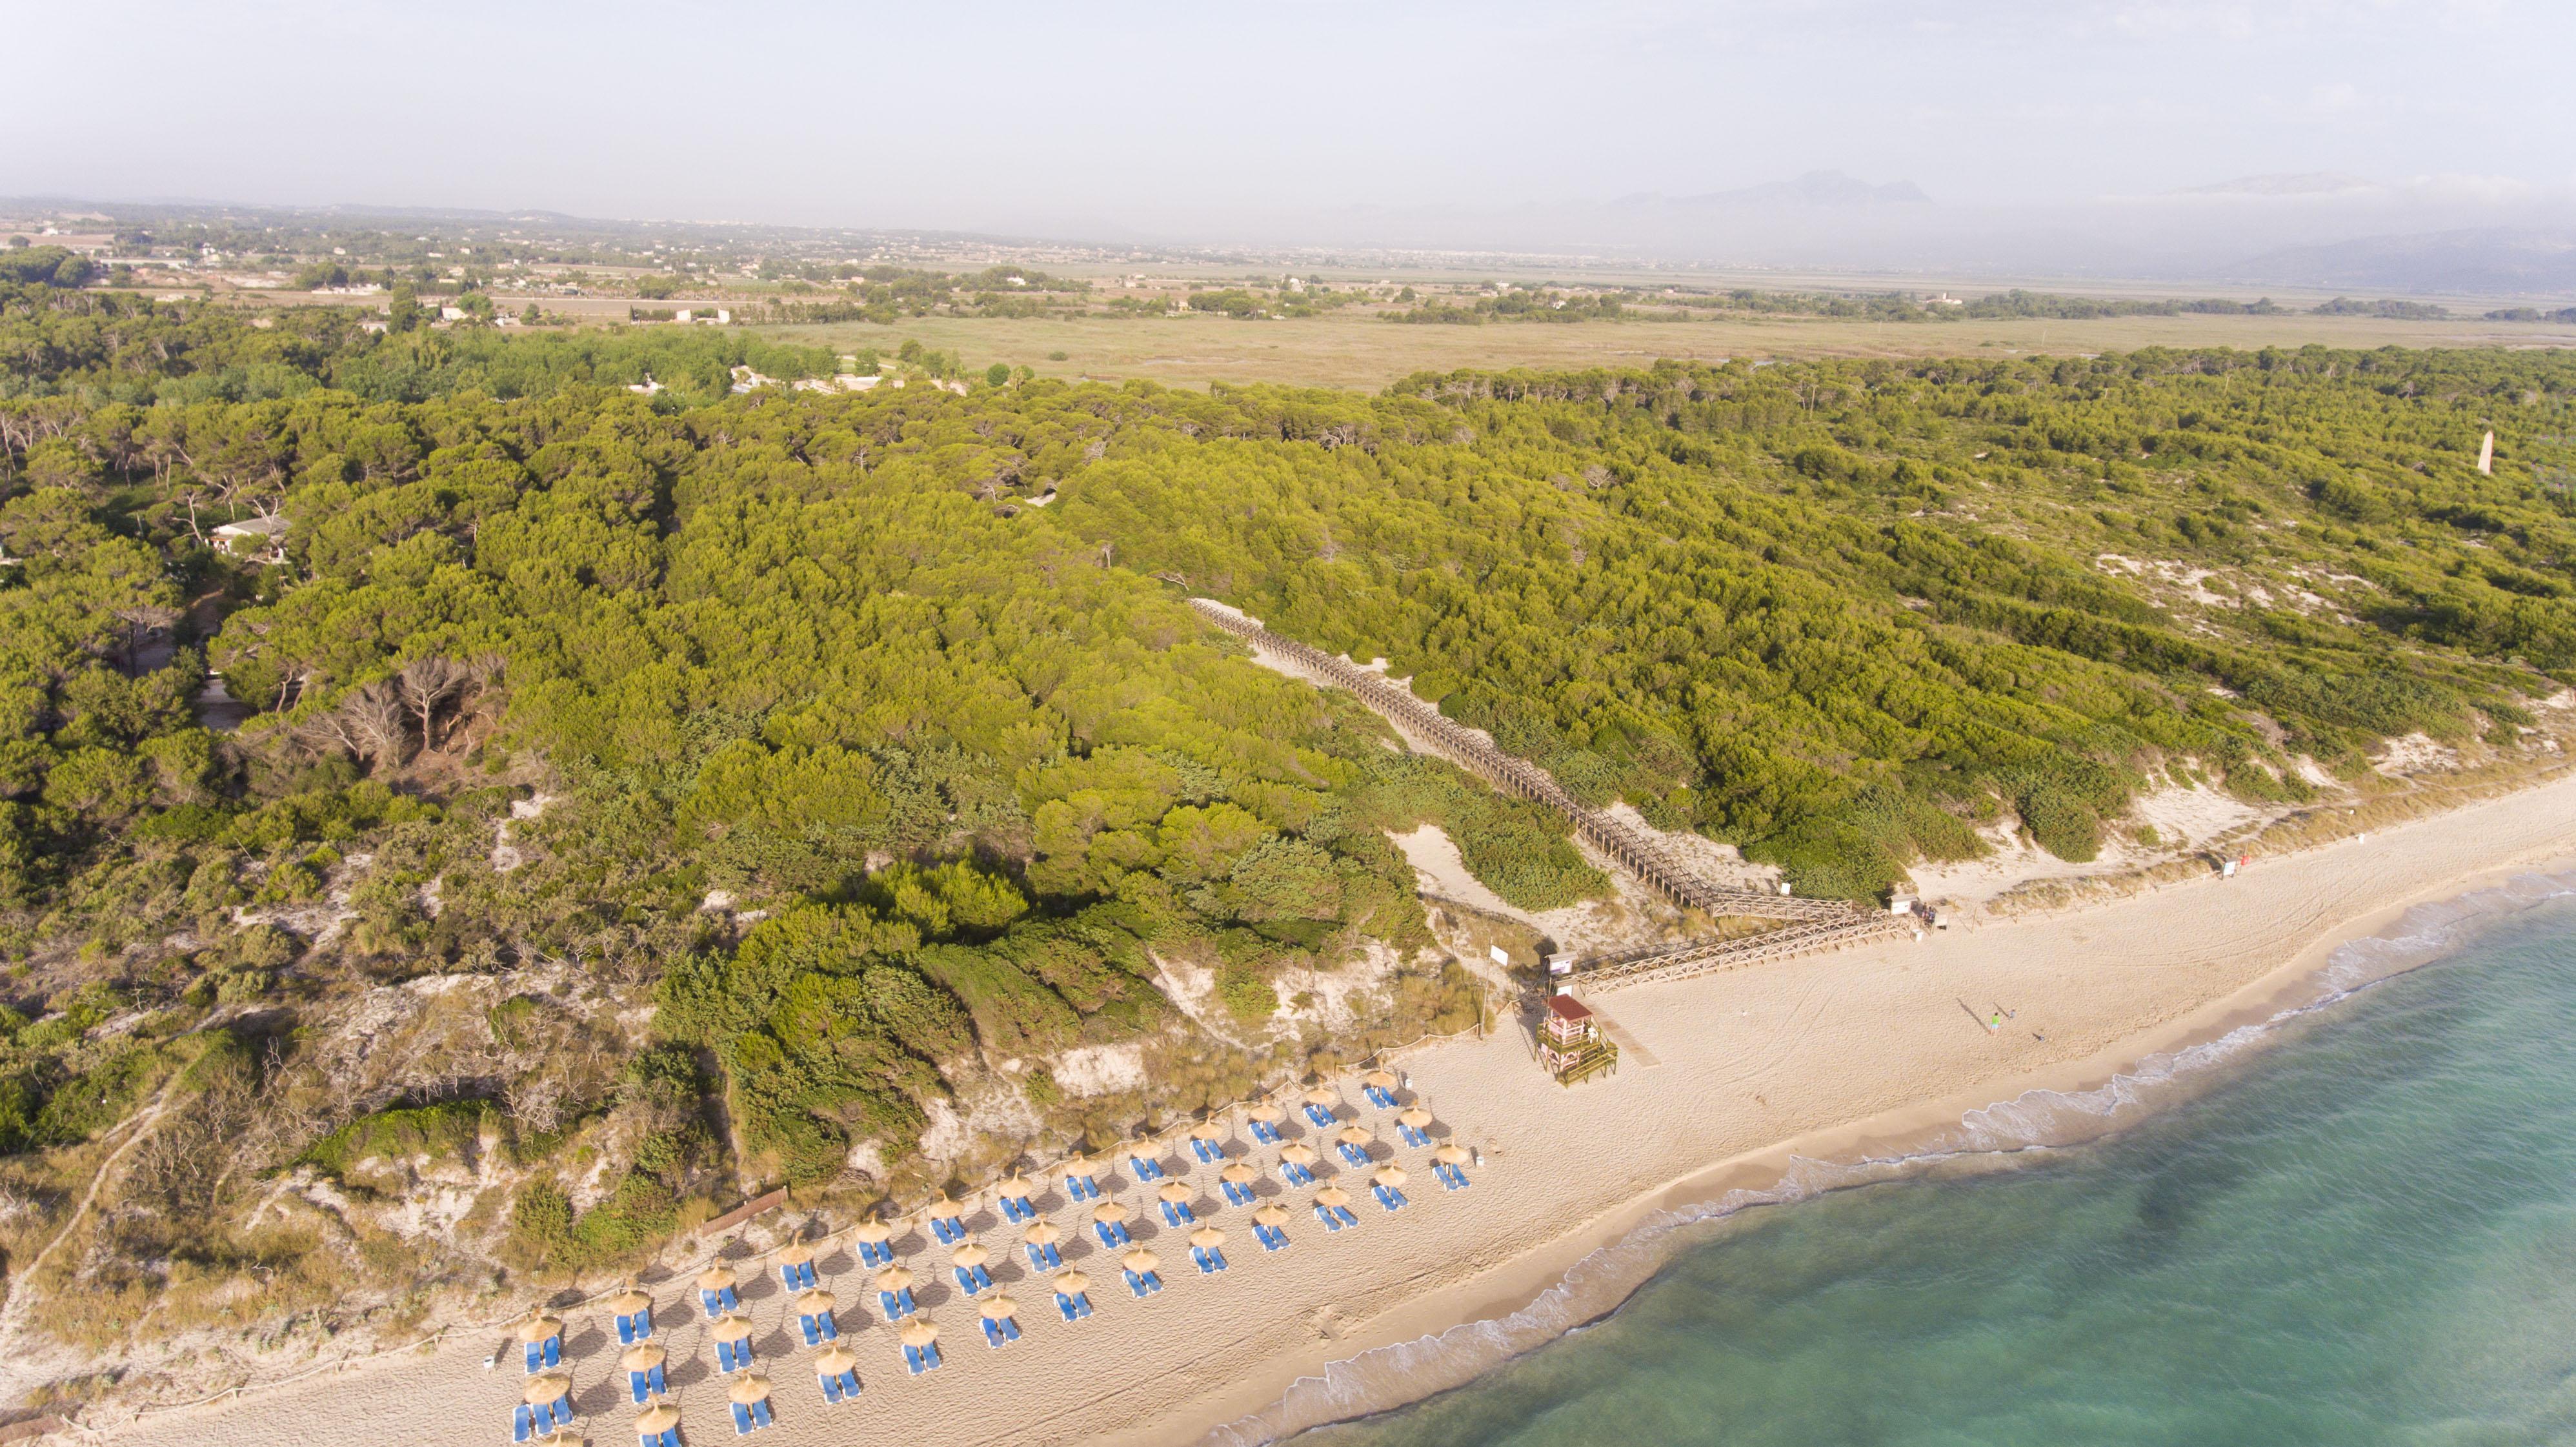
[[10, 0, 2573, 244]]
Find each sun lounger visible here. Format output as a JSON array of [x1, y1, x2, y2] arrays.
[[1066, 1172, 1100, 1200], [857, 1239, 894, 1268], [1124, 1268, 1163, 1297], [522, 1340, 548, 1372], [798, 1311, 836, 1345], [1435, 1161, 1469, 1189], [1025, 1240, 1063, 1270], [639, 1426, 681, 1447], [1314, 1202, 1345, 1231], [818, 1367, 861, 1402], [1398, 1124, 1430, 1148], [1363, 1084, 1396, 1109], [514, 1405, 536, 1442], [700, 1285, 738, 1317], [877, 1288, 914, 1321], [614, 1307, 652, 1344], [929, 1215, 967, 1246], [952, 1264, 989, 1295], [1249, 1118, 1281, 1144], [1129, 1153, 1164, 1182], [1220, 1179, 1254, 1206], [1190, 1245, 1229, 1273], [1280, 1160, 1315, 1186], [903, 1342, 943, 1375], [718, 1336, 756, 1373], [998, 1195, 1034, 1224], [1159, 1199, 1196, 1228], [1055, 1290, 1093, 1321], [1336, 1141, 1370, 1168], [1303, 1102, 1335, 1128], [1373, 1184, 1409, 1211], [1189, 1137, 1221, 1164], [779, 1259, 817, 1291], [628, 1364, 667, 1403], [730, 1399, 775, 1435], [1094, 1219, 1130, 1249], [1253, 1222, 1289, 1251]]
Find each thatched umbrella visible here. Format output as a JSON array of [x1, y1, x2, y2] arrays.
[[1373, 1165, 1409, 1191], [1279, 1142, 1318, 1168], [1247, 1102, 1285, 1126], [997, 1170, 1036, 1199], [1024, 1220, 1062, 1247], [635, 1402, 682, 1435], [709, 1313, 754, 1344], [951, 1242, 990, 1271], [1314, 1186, 1353, 1210], [979, 1294, 1020, 1321], [523, 1373, 573, 1408], [873, 1264, 914, 1293], [1058, 1150, 1098, 1179], [1219, 1161, 1256, 1185], [697, 1265, 737, 1294], [926, 1193, 961, 1220], [519, 1313, 564, 1344], [1336, 1124, 1374, 1150], [619, 1341, 667, 1373], [776, 1240, 814, 1268], [1302, 1086, 1340, 1111], [851, 1219, 894, 1246], [606, 1286, 653, 1317], [794, 1288, 836, 1317], [1052, 1268, 1090, 1295], [1252, 1202, 1291, 1229], [814, 1342, 861, 1377], [1434, 1144, 1469, 1166], [1092, 1200, 1131, 1226], [1189, 1120, 1225, 1146], [1156, 1180, 1194, 1208], [727, 1373, 774, 1408], [1189, 1225, 1226, 1252], [898, 1319, 939, 1350], [1120, 1247, 1160, 1276], [1398, 1107, 1434, 1133], [1363, 1069, 1398, 1092]]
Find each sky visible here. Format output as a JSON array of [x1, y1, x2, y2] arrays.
[[10, 0, 2575, 259]]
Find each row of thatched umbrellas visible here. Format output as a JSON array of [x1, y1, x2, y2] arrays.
[[508, 1068, 1469, 1442]]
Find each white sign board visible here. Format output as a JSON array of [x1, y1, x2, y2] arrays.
[[1488, 945, 1511, 967]]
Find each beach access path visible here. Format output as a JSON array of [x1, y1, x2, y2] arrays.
[[90, 769, 2576, 1447]]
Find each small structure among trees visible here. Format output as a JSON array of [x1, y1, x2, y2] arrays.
[[1538, 991, 1617, 1086]]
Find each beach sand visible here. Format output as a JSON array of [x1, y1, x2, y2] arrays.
[[92, 768, 2576, 1447]]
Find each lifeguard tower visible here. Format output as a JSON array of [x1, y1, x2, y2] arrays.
[[1539, 991, 1618, 1086]]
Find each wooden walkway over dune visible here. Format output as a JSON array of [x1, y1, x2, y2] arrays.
[[1187, 599, 1913, 991]]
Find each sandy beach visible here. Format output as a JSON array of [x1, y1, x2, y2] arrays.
[[85, 767, 2576, 1447]]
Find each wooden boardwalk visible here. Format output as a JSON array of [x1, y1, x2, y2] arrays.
[[1187, 599, 1912, 993]]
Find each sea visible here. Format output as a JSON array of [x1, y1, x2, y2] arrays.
[[1268, 873, 2576, 1447]]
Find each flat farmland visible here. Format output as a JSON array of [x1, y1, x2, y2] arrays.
[[754, 309, 2576, 390]]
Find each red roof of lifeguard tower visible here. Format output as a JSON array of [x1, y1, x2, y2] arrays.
[[1544, 993, 1593, 1022]]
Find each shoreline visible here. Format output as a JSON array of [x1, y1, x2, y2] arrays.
[[87, 769, 2576, 1447]]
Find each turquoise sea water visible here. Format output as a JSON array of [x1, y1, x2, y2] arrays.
[[1296, 884, 2576, 1447]]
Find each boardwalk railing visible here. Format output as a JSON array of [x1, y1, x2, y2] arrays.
[[1186, 600, 1864, 927]]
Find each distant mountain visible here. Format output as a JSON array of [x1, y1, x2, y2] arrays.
[[2177, 172, 2377, 198], [1618, 170, 1931, 210], [2228, 227, 2576, 295]]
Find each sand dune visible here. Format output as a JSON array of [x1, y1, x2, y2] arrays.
[[92, 769, 2576, 1447]]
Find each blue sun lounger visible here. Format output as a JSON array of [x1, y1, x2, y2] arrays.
[[779, 1259, 818, 1291], [1219, 1177, 1255, 1207], [1336, 1140, 1371, 1169], [1125, 1266, 1163, 1297], [1434, 1161, 1470, 1190], [614, 1304, 654, 1345], [998, 1189, 1036, 1224], [1191, 1245, 1229, 1274], [639, 1423, 681, 1447], [1302, 1101, 1336, 1129], [1065, 1171, 1101, 1201], [1159, 1197, 1196, 1228], [857, 1238, 896, 1268], [1363, 1083, 1398, 1109], [717, 1335, 756, 1373], [1188, 1137, 1222, 1165], [628, 1361, 668, 1403], [1094, 1219, 1131, 1250], [1056, 1289, 1094, 1322], [954, 1262, 993, 1296], [1280, 1159, 1315, 1187], [1249, 1117, 1282, 1145], [1129, 1153, 1165, 1182], [818, 1364, 861, 1402], [1373, 1182, 1409, 1212], [797, 1307, 838, 1345], [513, 1404, 537, 1442], [903, 1341, 942, 1375], [1025, 1239, 1063, 1271], [1398, 1122, 1431, 1148], [929, 1211, 967, 1246], [523, 1334, 562, 1371], [980, 1313, 1022, 1348], [1316, 1201, 1358, 1231], [1253, 1222, 1290, 1251], [700, 1283, 738, 1317], [730, 1398, 773, 1435]]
